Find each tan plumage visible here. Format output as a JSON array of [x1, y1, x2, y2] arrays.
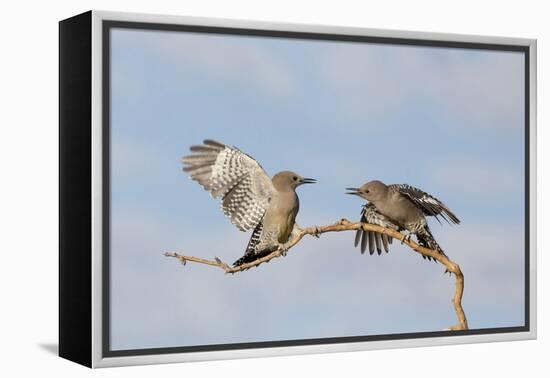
[[182, 140, 315, 266], [347, 180, 460, 260]]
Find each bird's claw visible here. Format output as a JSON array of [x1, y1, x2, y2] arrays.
[[279, 243, 290, 256], [312, 226, 322, 238], [401, 232, 412, 244]]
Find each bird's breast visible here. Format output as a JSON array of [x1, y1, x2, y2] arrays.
[[266, 191, 299, 243]]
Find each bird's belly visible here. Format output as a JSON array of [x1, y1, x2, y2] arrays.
[[278, 223, 292, 243], [278, 212, 297, 243], [376, 200, 419, 229], [382, 210, 407, 229], [266, 193, 299, 243], [264, 208, 297, 244]]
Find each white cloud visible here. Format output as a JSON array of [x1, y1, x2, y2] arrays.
[[113, 29, 297, 99], [316, 43, 524, 130], [429, 157, 523, 200]]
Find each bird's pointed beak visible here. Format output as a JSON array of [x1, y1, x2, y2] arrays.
[[345, 187, 361, 195], [300, 178, 317, 184]]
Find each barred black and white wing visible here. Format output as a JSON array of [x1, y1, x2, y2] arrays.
[[354, 203, 399, 255], [182, 140, 275, 232], [390, 184, 460, 225]]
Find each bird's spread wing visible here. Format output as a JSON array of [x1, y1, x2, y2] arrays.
[[390, 184, 460, 225], [355, 203, 398, 255], [182, 140, 275, 231]]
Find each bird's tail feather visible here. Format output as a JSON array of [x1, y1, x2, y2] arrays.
[[233, 245, 278, 267], [354, 229, 391, 255], [416, 226, 445, 262]]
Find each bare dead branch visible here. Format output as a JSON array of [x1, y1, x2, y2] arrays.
[[164, 218, 468, 330]]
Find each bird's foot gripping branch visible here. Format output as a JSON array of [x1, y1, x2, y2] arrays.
[[164, 219, 468, 331]]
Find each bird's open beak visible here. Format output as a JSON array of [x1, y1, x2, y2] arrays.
[[300, 178, 317, 184], [345, 187, 361, 195]]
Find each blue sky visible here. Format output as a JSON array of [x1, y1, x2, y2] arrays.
[[109, 28, 525, 350]]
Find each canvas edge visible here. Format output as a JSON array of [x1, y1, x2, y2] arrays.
[[89, 9, 537, 368], [528, 39, 537, 340], [58, 10, 93, 368], [91, 10, 104, 369]]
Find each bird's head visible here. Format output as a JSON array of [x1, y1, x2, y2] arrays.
[[346, 180, 387, 202], [272, 171, 316, 191]]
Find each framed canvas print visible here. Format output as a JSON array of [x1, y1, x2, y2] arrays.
[[59, 10, 537, 368]]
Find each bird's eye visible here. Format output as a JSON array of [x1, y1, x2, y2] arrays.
[[293, 176, 298, 181], [365, 190, 370, 194]]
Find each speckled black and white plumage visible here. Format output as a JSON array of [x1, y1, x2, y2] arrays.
[[388, 184, 460, 226], [182, 140, 313, 267], [182, 140, 274, 232], [347, 180, 460, 260], [232, 221, 293, 266], [388, 183, 459, 258], [354, 203, 398, 255]]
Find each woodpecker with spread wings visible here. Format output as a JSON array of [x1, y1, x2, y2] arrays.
[[182, 140, 316, 266], [347, 180, 460, 260]]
